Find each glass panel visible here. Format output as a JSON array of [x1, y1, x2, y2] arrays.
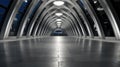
[[87, 0, 115, 36], [0, 0, 12, 32], [77, 0, 98, 36], [0, 7, 5, 22], [0, 8, 5, 14], [9, 0, 31, 36], [109, 0, 120, 21], [23, 0, 42, 35], [29, 0, 42, 19], [73, 7, 89, 36], [0, 0, 11, 7]]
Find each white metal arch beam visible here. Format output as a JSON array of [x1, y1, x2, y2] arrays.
[[42, 20, 75, 36], [34, 4, 93, 37], [35, 10, 85, 36], [26, 0, 87, 37], [41, 19, 78, 36], [38, 15, 78, 36], [33, 9, 82, 36], [38, 12, 82, 36], [29, 6, 82, 36]]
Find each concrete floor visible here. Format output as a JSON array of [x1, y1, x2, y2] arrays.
[[0, 36, 120, 67]]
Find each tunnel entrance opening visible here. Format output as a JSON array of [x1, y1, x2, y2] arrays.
[[51, 28, 68, 36]]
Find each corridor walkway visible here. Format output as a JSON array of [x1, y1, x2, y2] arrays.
[[0, 37, 120, 67]]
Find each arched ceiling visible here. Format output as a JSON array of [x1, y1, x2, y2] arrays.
[[36, 0, 87, 36], [1, 0, 120, 39]]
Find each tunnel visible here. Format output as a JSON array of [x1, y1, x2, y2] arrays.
[[0, 0, 120, 67]]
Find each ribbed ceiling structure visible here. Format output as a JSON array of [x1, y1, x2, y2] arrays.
[[0, 0, 120, 39], [36, 0, 87, 37]]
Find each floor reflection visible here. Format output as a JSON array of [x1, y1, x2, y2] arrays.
[[0, 37, 120, 67]]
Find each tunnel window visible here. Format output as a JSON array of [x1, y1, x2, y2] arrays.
[[77, 0, 98, 36], [0, 0, 11, 7], [109, 0, 120, 22], [0, 8, 5, 22], [0, 0, 12, 33], [23, 0, 42, 35], [51, 28, 67, 36], [87, 0, 115, 36], [9, 0, 32, 36]]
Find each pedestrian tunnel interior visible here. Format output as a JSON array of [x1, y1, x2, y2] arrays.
[[0, 0, 120, 40], [1, 0, 120, 67]]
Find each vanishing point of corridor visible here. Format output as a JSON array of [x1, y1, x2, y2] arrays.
[[0, 37, 120, 67]]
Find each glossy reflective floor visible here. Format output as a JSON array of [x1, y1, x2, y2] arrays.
[[0, 37, 120, 67]]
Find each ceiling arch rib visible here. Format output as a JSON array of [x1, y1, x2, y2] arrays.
[[38, 15, 78, 36], [49, 19, 80, 36], [48, 8, 85, 36], [33, 11, 80, 36], [38, 12, 82, 36], [31, 6, 81, 36], [24, 0, 47, 37], [43, 17, 79, 36], [42, 22, 74, 36], [45, 0, 94, 36], [17, 0, 38, 37], [35, 7, 85, 36], [42, 21, 73, 34], [46, 14, 80, 33], [31, 0, 94, 36], [33, 0, 94, 37], [79, 0, 105, 38], [42, 19, 76, 36], [18, 0, 80, 36], [38, 12, 79, 35], [32, 11, 59, 36]]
